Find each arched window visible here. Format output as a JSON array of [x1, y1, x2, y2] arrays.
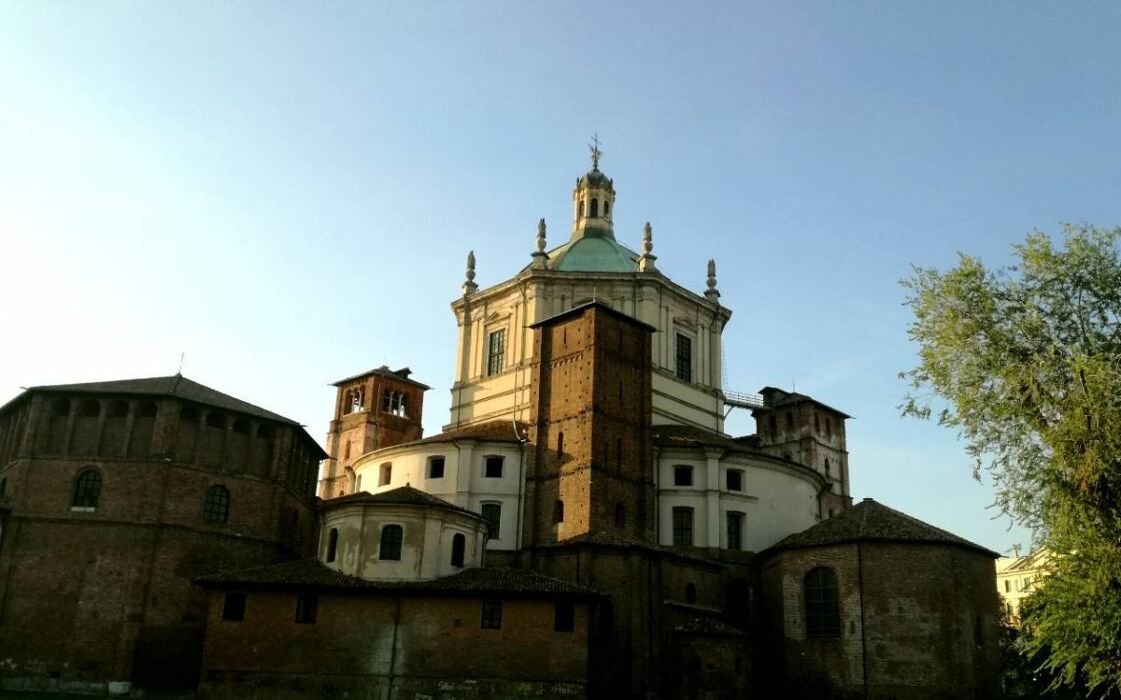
[[451, 533, 466, 567], [326, 527, 339, 562], [603, 200, 609, 216], [804, 567, 841, 638], [554, 499, 565, 523], [824, 458, 831, 477], [72, 469, 101, 509], [785, 411, 794, 429], [614, 502, 625, 528], [379, 524, 403, 560], [685, 583, 697, 603], [590, 198, 599, 218], [203, 485, 230, 523], [578, 199, 585, 217]]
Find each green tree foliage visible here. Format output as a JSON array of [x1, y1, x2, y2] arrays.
[[902, 225, 1121, 696]]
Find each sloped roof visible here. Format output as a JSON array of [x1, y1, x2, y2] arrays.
[[546, 232, 641, 273], [403, 420, 528, 447], [196, 559, 599, 599], [674, 615, 749, 638], [25, 374, 297, 425], [323, 485, 487, 524], [755, 387, 852, 419], [331, 366, 431, 390], [763, 498, 998, 558], [538, 530, 724, 568]]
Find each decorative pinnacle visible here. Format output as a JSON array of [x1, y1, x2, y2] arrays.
[[531, 219, 549, 269], [462, 250, 478, 295], [589, 133, 603, 171], [638, 222, 658, 273], [704, 259, 720, 300], [536, 218, 547, 253]]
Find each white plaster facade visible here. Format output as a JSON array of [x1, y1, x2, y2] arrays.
[[319, 496, 489, 581]]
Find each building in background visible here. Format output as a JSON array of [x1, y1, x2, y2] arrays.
[[996, 547, 1053, 624]]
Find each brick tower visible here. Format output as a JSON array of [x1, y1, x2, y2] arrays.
[[319, 367, 429, 498], [524, 302, 655, 546]]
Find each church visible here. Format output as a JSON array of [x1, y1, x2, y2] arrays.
[[0, 148, 1001, 699]]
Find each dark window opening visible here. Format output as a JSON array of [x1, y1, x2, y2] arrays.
[[726, 469, 743, 491], [603, 200, 610, 216], [614, 502, 625, 528], [481, 503, 501, 538], [203, 485, 230, 524], [485, 456, 504, 478], [0, 478, 6, 499], [481, 600, 502, 629], [326, 528, 339, 563], [767, 415, 776, 435], [685, 583, 697, 603], [590, 198, 599, 218], [379, 463, 392, 486], [554, 602, 575, 632], [72, 469, 101, 508], [295, 594, 318, 624], [824, 458, 831, 477], [673, 465, 693, 487], [222, 592, 246, 621], [675, 334, 692, 382], [805, 567, 841, 638], [554, 499, 564, 523], [451, 533, 466, 567], [487, 329, 507, 376], [557, 432, 564, 458], [785, 411, 794, 429], [814, 413, 820, 432], [727, 512, 743, 551], [428, 456, 445, 479], [379, 524, 403, 561], [615, 438, 622, 469], [672, 507, 693, 547]]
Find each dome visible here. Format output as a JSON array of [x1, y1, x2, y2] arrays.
[[545, 231, 639, 273], [578, 168, 613, 189]]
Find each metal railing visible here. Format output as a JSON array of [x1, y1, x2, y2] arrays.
[[722, 389, 766, 409]]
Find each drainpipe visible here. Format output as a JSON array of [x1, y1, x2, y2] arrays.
[[387, 596, 401, 695], [857, 543, 868, 698]]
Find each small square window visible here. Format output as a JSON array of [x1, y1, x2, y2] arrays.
[[481, 600, 503, 629], [295, 594, 318, 624], [428, 456, 446, 479], [673, 465, 693, 487], [485, 456, 504, 478], [726, 470, 743, 492], [222, 592, 246, 622], [554, 602, 575, 632]]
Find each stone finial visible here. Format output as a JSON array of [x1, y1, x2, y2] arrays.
[[637, 221, 658, 273], [462, 250, 478, 295], [704, 258, 720, 301], [531, 218, 549, 269]]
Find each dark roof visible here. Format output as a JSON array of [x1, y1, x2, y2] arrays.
[[653, 424, 741, 450], [396, 420, 528, 448], [197, 559, 599, 599], [331, 366, 431, 390], [322, 486, 487, 524], [763, 498, 999, 558], [674, 615, 749, 638], [538, 531, 723, 568], [529, 300, 657, 333], [755, 387, 852, 419], [27, 375, 295, 424]]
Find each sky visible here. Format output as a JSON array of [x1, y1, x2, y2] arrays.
[[2, 1, 1120, 555]]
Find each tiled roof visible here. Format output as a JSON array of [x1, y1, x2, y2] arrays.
[[197, 559, 599, 598], [755, 387, 852, 419], [406, 421, 528, 447], [322, 486, 487, 524], [653, 424, 741, 450], [674, 615, 748, 638], [764, 498, 999, 558], [26, 374, 297, 425], [331, 366, 431, 390], [539, 531, 723, 568]]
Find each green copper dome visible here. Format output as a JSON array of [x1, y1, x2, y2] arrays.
[[545, 230, 639, 273]]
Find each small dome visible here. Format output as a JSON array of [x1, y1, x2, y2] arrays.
[[578, 169, 613, 189], [547, 235, 639, 273]]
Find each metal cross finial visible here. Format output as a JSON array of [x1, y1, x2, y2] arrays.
[[589, 133, 603, 170]]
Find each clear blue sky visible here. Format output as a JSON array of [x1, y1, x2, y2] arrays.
[[3, 2, 1119, 554]]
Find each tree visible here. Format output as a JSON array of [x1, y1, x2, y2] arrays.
[[901, 225, 1121, 697]]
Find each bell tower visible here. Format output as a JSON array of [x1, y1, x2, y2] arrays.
[[570, 135, 617, 240]]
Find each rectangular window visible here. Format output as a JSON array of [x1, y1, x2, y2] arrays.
[[295, 594, 318, 624], [487, 329, 507, 376], [481, 502, 501, 539], [726, 469, 743, 492], [481, 600, 503, 629], [672, 507, 694, 547], [673, 465, 693, 487], [675, 333, 692, 382], [726, 512, 743, 551], [222, 592, 246, 622], [379, 463, 392, 486], [428, 456, 445, 479], [485, 456, 504, 478], [554, 601, 575, 632], [1004, 580, 1011, 593]]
